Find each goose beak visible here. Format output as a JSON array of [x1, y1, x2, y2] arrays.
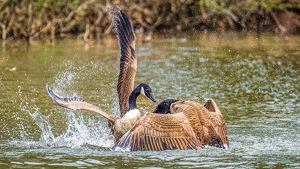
[[149, 93, 156, 102]]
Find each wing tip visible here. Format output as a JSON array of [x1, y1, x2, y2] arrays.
[[109, 6, 122, 34], [204, 98, 221, 113], [46, 84, 56, 100], [46, 84, 85, 106], [114, 130, 134, 151], [109, 6, 135, 42]]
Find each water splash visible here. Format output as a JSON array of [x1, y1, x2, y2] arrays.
[[30, 111, 55, 145], [28, 109, 114, 148]]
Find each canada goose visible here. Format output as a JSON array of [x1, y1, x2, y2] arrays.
[[109, 9, 229, 151], [115, 99, 228, 151], [46, 83, 156, 143], [47, 8, 229, 151], [46, 8, 151, 143]]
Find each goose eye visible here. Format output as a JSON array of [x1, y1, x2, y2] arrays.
[[146, 92, 151, 97]]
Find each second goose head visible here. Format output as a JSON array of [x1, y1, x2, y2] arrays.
[[128, 83, 156, 111], [152, 99, 179, 114]]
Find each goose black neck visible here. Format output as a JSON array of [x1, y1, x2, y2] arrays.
[[128, 85, 142, 111]]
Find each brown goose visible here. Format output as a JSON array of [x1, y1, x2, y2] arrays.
[[109, 10, 229, 151], [46, 9, 156, 143], [115, 99, 228, 151]]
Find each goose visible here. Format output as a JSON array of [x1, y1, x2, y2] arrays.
[[115, 99, 228, 151], [46, 83, 156, 143], [109, 9, 229, 151], [47, 8, 229, 150], [46, 8, 154, 143]]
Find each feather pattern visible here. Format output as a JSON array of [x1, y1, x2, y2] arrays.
[[111, 8, 137, 117], [46, 84, 119, 122], [115, 100, 228, 151], [115, 112, 202, 151], [204, 99, 229, 146]]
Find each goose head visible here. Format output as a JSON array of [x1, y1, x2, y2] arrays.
[[153, 99, 178, 114], [128, 83, 156, 111], [139, 83, 156, 102]]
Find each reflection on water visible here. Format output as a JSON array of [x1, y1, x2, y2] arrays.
[[0, 33, 299, 168]]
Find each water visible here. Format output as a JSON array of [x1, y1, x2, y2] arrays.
[[0, 33, 299, 168]]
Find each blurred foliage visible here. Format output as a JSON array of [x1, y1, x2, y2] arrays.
[[0, 0, 299, 41]]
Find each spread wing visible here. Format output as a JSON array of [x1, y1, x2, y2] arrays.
[[46, 84, 118, 122], [204, 99, 229, 146], [115, 100, 229, 151], [111, 9, 137, 117], [115, 113, 202, 151]]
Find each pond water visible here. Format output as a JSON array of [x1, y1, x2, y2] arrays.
[[0, 33, 299, 168]]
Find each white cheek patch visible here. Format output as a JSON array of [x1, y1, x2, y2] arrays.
[[140, 87, 145, 95]]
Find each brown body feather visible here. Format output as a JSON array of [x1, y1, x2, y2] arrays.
[[204, 99, 229, 146]]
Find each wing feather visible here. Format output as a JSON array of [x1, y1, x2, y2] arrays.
[[171, 100, 226, 147], [115, 113, 201, 151], [46, 84, 118, 122], [204, 99, 229, 146], [113, 99, 229, 151], [111, 9, 137, 117]]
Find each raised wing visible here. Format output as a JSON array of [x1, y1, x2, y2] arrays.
[[115, 113, 202, 151], [204, 99, 229, 146], [111, 9, 137, 117], [46, 84, 119, 122]]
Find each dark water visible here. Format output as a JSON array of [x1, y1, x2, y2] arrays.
[[0, 33, 299, 168]]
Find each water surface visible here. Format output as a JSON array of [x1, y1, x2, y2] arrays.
[[0, 33, 299, 168]]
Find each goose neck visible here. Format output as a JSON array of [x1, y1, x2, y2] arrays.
[[128, 85, 141, 111]]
